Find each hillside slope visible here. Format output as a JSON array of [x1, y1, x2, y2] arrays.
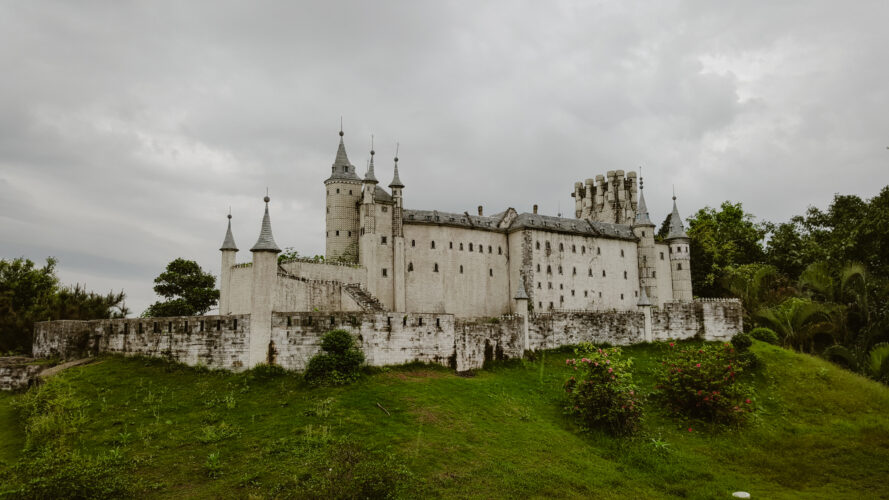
[[1, 341, 888, 499]]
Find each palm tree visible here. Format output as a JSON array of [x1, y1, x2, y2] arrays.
[[755, 297, 837, 352], [823, 342, 889, 383]]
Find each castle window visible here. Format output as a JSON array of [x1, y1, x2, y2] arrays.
[[168, 321, 172, 332], [539, 301, 543, 309], [347, 231, 351, 237], [677, 263, 683, 271], [336, 230, 340, 236], [537, 282, 541, 289], [408, 262, 414, 272], [549, 302, 554, 309], [643, 255, 647, 264], [478, 244, 483, 253], [349, 190, 353, 195], [287, 316, 292, 327], [537, 264, 541, 272], [460, 243, 464, 250], [573, 267, 577, 276], [653, 271, 656, 278], [469, 243, 473, 251], [153, 322, 159, 333], [548, 282, 553, 289], [621, 249, 625, 257], [584, 290, 588, 297], [560, 295, 564, 303], [381, 236, 387, 245], [602, 270, 606, 277], [382, 206, 388, 212], [434, 263, 439, 272], [184, 321, 188, 331], [199, 321, 204, 332], [660, 252, 664, 260], [536, 241, 540, 250], [450, 242, 453, 249], [582, 246, 586, 254], [547, 265, 552, 274], [436, 318, 440, 328], [559, 284, 564, 290], [387, 316, 392, 327], [216, 320, 221, 331], [572, 244, 576, 253], [599, 291, 602, 298], [233, 319, 238, 330], [489, 269, 493, 277], [336, 188, 340, 194], [624, 271, 628, 279], [634, 291, 638, 297], [403, 316, 407, 326], [588, 269, 592, 277], [411, 240, 415, 247], [460, 265, 464, 274], [498, 246, 502, 255], [558, 266, 563, 275], [597, 247, 601, 255], [418, 317, 423, 326], [621, 293, 624, 300], [326, 207, 329, 213], [571, 290, 575, 296], [382, 268, 388, 277], [488, 245, 492, 253], [559, 243, 564, 252], [431, 241, 436, 249], [642, 231, 646, 237], [545, 241, 551, 251]]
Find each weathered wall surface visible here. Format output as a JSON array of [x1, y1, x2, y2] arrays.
[[227, 266, 254, 314], [32, 300, 741, 372], [34, 315, 251, 370], [279, 260, 366, 285], [274, 275, 362, 313], [652, 299, 742, 341], [0, 358, 43, 391]]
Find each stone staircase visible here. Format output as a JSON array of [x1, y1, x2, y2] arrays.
[[344, 284, 387, 312]]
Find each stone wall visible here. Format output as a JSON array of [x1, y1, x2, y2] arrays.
[[529, 311, 646, 350], [652, 299, 743, 342], [0, 357, 43, 391], [34, 315, 251, 370]]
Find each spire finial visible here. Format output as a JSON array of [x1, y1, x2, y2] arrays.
[[639, 166, 643, 190], [227, 206, 232, 219], [339, 116, 343, 137], [672, 184, 676, 201], [370, 134, 375, 156], [394, 142, 399, 163], [265, 187, 270, 203]]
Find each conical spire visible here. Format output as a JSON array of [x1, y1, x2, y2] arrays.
[[220, 212, 238, 251], [634, 190, 653, 226], [250, 196, 281, 253], [637, 286, 651, 306], [514, 279, 529, 300], [666, 193, 688, 240], [365, 139, 378, 183], [389, 147, 404, 188], [326, 126, 360, 181]]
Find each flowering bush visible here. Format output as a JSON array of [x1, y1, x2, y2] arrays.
[[564, 344, 643, 436], [654, 342, 755, 424]]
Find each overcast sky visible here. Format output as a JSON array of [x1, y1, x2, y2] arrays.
[[2, 1, 888, 315]]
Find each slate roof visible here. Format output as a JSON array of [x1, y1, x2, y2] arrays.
[[403, 208, 638, 241], [324, 136, 361, 182], [373, 185, 393, 204], [250, 201, 281, 252], [389, 160, 404, 188], [364, 153, 378, 183], [634, 190, 654, 226], [219, 217, 238, 251], [666, 199, 688, 240]]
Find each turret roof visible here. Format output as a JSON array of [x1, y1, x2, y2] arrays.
[[364, 152, 378, 183], [389, 158, 404, 188], [220, 215, 238, 251], [250, 197, 281, 253], [634, 189, 654, 226], [666, 198, 688, 239], [325, 132, 361, 182]]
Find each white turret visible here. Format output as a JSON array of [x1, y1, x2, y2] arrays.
[[666, 194, 693, 301], [248, 195, 281, 368], [324, 127, 361, 262], [219, 211, 238, 315]]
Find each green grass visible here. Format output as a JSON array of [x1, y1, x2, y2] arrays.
[[2, 340, 889, 499]]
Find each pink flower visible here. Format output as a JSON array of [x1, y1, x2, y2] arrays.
[[608, 367, 613, 373], [594, 362, 599, 367], [745, 399, 751, 404], [695, 363, 701, 368], [688, 428, 693, 432], [566, 359, 571, 365], [669, 342, 675, 347], [606, 359, 611, 364]]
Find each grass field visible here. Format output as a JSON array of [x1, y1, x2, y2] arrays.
[[1, 340, 888, 499]]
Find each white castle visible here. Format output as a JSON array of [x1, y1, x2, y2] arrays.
[[35, 127, 740, 372], [219, 128, 692, 322]]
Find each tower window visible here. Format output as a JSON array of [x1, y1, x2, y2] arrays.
[[382, 206, 388, 212], [489, 269, 493, 277], [408, 262, 414, 272], [488, 245, 492, 253], [598, 291, 602, 298], [545, 241, 551, 251], [582, 246, 586, 254], [642, 231, 645, 237], [381, 236, 387, 244], [336, 189, 340, 194], [635, 291, 638, 297], [621, 249, 625, 257], [571, 290, 575, 296], [411, 240, 415, 247], [677, 263, 683, 270], [560, 295, 564, 303], [478, 244, 483, 253], [498, 246, 502, 255], [547, 265, 552, 274], [602, 270, 606, 277], [537, 264, 541, 272], [347, 231, 351, 237], [653, 271, 656, 278], [621, 293, 624, 300], [460, 265, 464, 274], [449, 242, 453, 249], [559, 283, 563, 290], [469, 243, 473, 251], [536, 241, 540, 250], [336, 230, 340, 236], [549, 302, 554, 309], [558, 266, 563, 275], [624, 271, 628, 279], [434, 263, 439, 272], [539, 301, 543, 308], [349, 190, 353, 195], [584, 290, 588, 297], [460, 243, 464, 251], [548, 282, 553, 289], [537, 282, 541, 289], [660, 252, 664, 260], [559, 243, 564, 252], [573, 267, 577, 276], [588, 269, 592, 277], [431, 241, 436, 249], [382, 268, 388, 277], [597, 247, 601, 255], [572, 244, 576, 253]]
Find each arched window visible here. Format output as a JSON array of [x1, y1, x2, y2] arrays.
[[620, 249, 625, 257], [478, 244, 483, 253], [545, 241, 551, 251], [536, 241, 540, 250], [558, 266, 563, 275], [547, 265, 552, 274], [408, 262, 414, 272], [434, 263, 439, 272], [573, 267, 577, 275], [677, 263, 683, 270], [582, 246, 586, 254], [588, 268, 592, 277], [431, 241, 436, 249], [602, 270, 606, 277], [559, 243, 564, 252], [498, 246, 502, 255], [489, 269, 493, 277], [460, 243, 464, 250], [597, 247, 601, 255], [449, 242, 453, 249], [537, 264, 541, 272], [469, 243, 474, 251], [411, 240, 416, 247], [460, 265, 464, 274], [572, 244, 576, 253], [623, 271, 628, 279], [488, 245, 492, 253]]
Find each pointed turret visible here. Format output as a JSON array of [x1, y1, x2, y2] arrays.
[[325, 128, 361, 181], [220, 213, 238, 251], [666, 196, 688, 240], [389, 155, 404, 188], [634, 189, 654, 226], [250, 196, 281, 253], [365, 147, 378, 183]]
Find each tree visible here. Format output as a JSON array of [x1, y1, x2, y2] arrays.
[[755, 297, 837, 353], [685, 202, 770, 297], [143, 258, 218, 317], [0, 257, 127, 354]]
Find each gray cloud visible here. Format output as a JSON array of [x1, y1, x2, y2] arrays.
[[2, 0, 888, 314]]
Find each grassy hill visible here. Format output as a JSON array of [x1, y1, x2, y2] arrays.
[[2, 340, 888, 499]]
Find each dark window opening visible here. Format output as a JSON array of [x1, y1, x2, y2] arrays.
[[602, 270, 606, 277], [382, 268, 388, 277], [559, 243, 564, 251], [287, 316, 292, 327], [546, 265, 552, 274], [572, 267, 577, 275], [418, 317, 424, 326], [381, 236, 387, 244], [489, 269, 493, 277], [621, 293, 624, 300], [536, 241, 540, 250], [216, 320, 221, 331], [449, 242, 453, 249], [677, 263, 683, 270], [434, 263, 439, 272], [498, 246, 502, 255], [469, 243, 474, 251], [408, 262, 414, 272], [411, 239, 416, 247], [460, 265, 464, 274], [572, 244, 576, 253], [431, 241, 436, 249], [233, 319, 238, 329], [153, 322, 159, 333], [460, 243, 464, 250], [558, 266, 563, 275], [597, 247, 601, 255], [624, 271, 628, 279], [436, 317, 440, 328], [199, 321, 204, 332], [403, 316, 407, 326]]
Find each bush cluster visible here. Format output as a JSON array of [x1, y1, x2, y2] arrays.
[[654, 342, 754, 424], [304, 330, 365, 386], [563, 345, 643, 436], [748, 327, 779, 345]]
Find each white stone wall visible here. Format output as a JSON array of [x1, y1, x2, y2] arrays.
[[279, 260, 366, 285], [227, 266, 254, 314], [652, 299, 743, 341], [524, 229, 640, 311], [325, 180, 362, 261], [654, 242, 675, 307], [361, 203, 395, 309], [402, 224, 511, 317], [274, 275, 362, 312]]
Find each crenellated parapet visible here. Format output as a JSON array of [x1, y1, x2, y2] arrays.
[[572, 170, 638, 225]]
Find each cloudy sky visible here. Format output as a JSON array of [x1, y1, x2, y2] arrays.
[[2, 1, 887, 315]]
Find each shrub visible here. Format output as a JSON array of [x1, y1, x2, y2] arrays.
[[654, 342, 755, 424], [563, 344, 643, 436], [731, 333, 753, 352], [748, 327, 779, 345], [305, 330, 365, 385]]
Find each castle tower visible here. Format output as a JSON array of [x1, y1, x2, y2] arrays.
[[359, 144, 379, 285], [389, 153, 406, 312], [249, 195, 281, 368], [219, 211, 238, 315], [666, 194, 693, 301], [572, 170, 638, 225], [324, 127, 362, 262], [632, 172, 658, 306]]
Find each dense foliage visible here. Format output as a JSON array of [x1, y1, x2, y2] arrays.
[[143, 258, 219, 317], [0, 257, 127, 354], [304, 329, 365, 385], [563, 345, 643, 435], [654, 341, 755, 424]]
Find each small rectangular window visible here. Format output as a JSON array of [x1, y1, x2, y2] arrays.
[[287, 316, 292, 327], [660, 252, 664, 260], [233, 319, 238, 329], [381, 236, 388, 245], [200, 321, 204, 332], [382, 268, 388, 277], [216, 320, 221, 331], [167, 321, 172, 332]]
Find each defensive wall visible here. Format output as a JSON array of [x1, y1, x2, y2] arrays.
[[31, 299, 742, 373]]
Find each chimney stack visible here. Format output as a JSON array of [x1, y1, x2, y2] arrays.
[[478, 205, 483, 216], [533, 204, 538, 214]]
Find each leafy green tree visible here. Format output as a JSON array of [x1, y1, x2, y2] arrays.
[[755, 297, 837, 352], [685, 202, 770, 297], [143, 259, 218, 317], [0, 257, 127, 354], [304, 329, 365, 385]]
